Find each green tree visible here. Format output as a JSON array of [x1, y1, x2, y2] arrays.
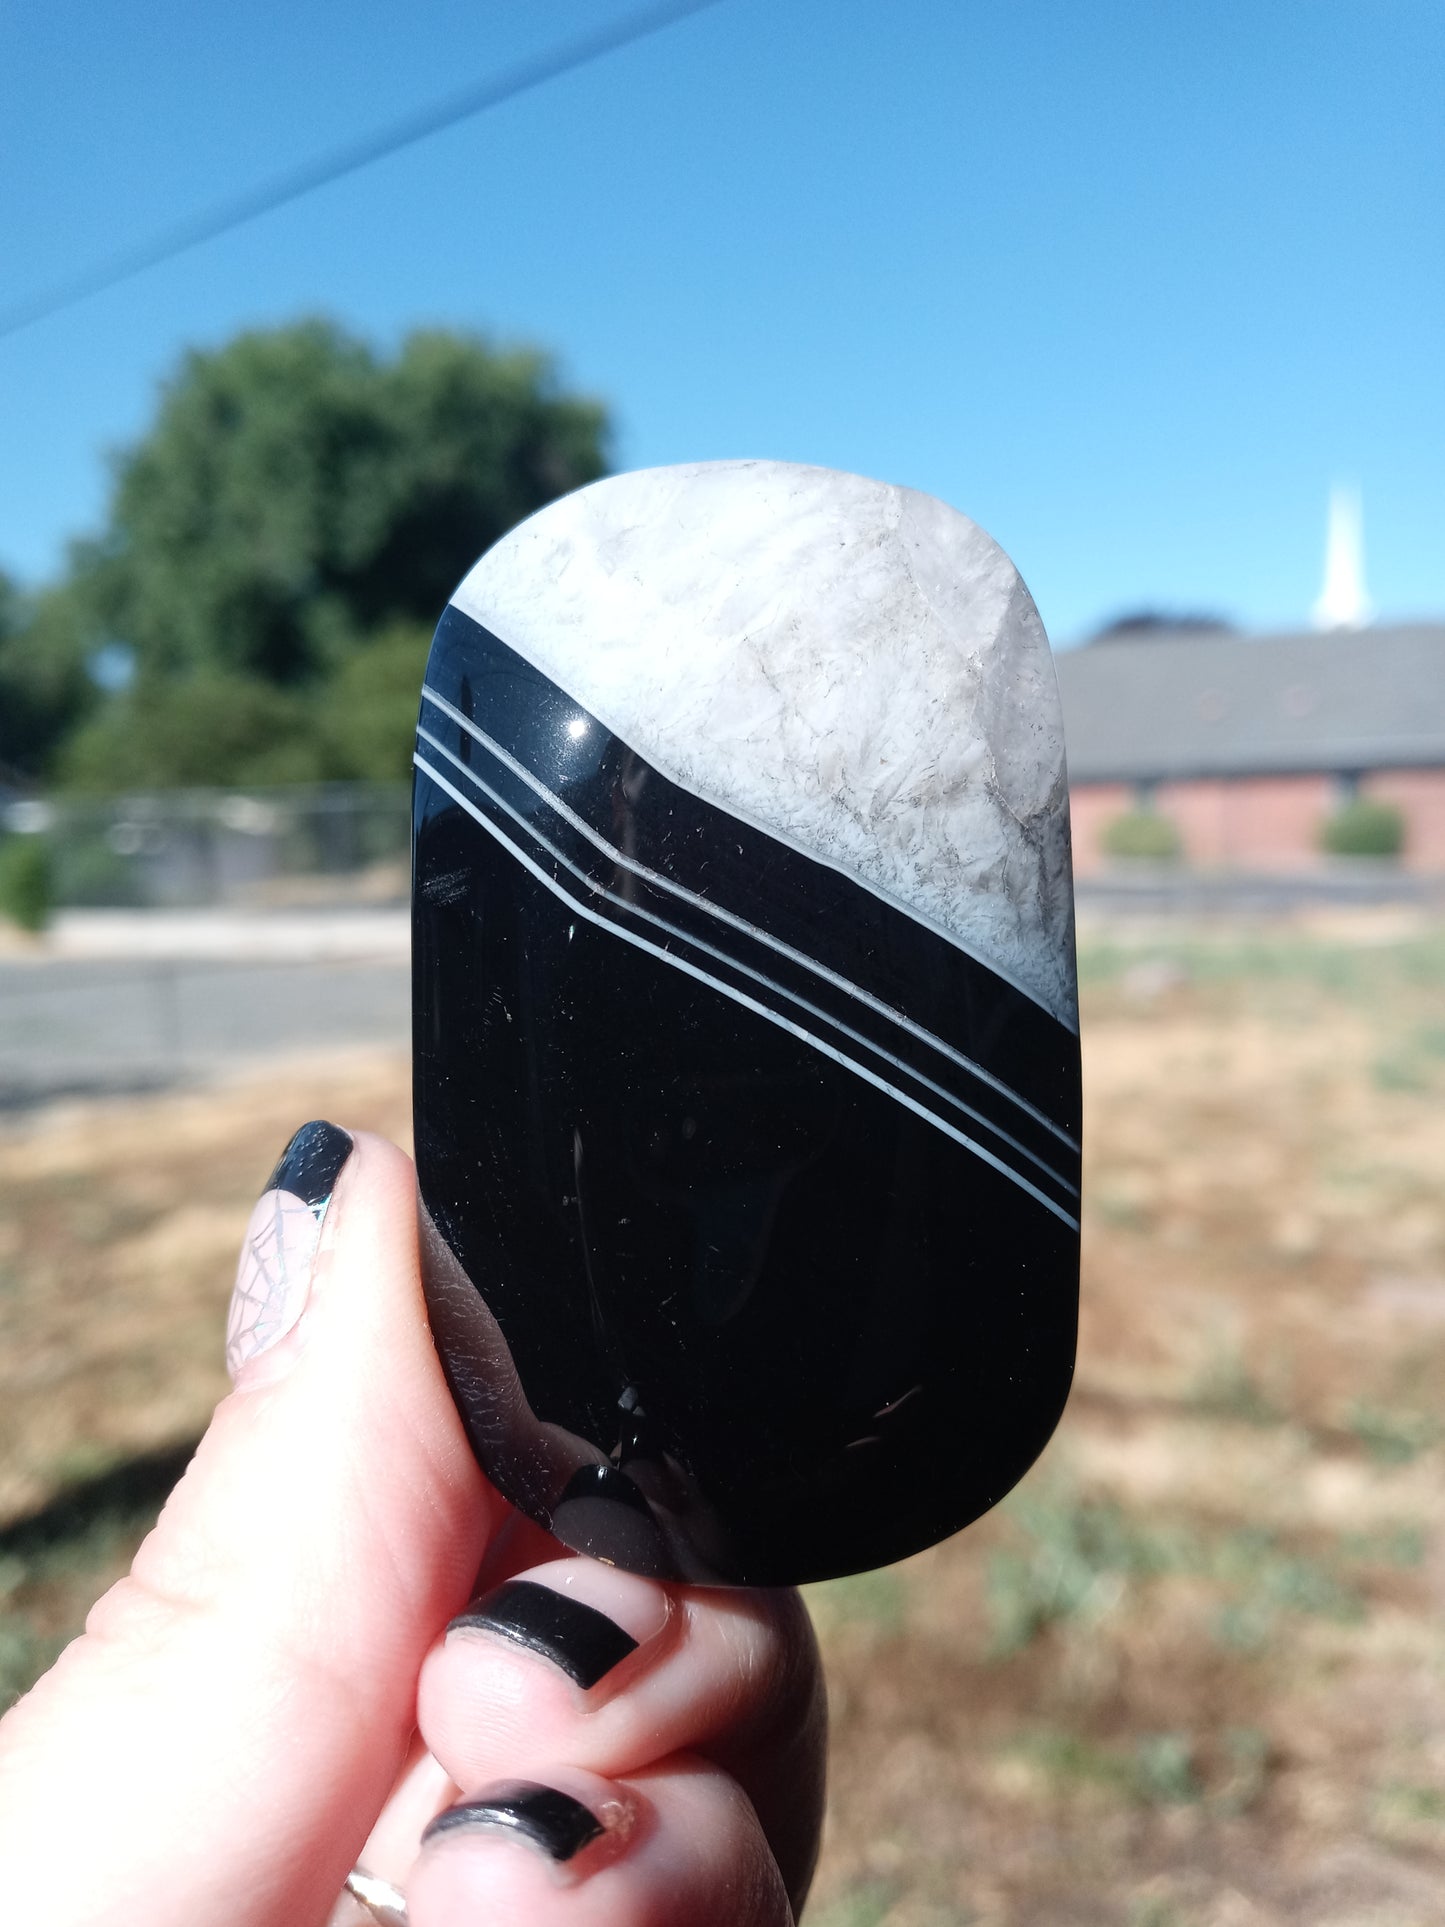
[[19, 319, 610, 789], [322, 622, 433, 784], [58, 676, 318, 791], [0, 575, 101, 783]]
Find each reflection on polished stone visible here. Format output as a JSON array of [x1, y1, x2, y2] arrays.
[[412, 462, 1081, 1586]]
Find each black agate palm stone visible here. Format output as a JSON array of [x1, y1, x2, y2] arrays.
[[412, 461, 1080, 1586]]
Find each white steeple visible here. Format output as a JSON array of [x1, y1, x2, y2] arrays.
[[1312, 483, 1372, 630]]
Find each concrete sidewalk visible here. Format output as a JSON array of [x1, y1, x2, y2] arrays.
[[25, 906, 410, 962]]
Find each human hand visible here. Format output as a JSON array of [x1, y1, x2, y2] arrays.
[[0, 1126, 827, 1925]]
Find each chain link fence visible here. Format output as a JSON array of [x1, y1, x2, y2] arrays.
[[1, 784, 411, 911]]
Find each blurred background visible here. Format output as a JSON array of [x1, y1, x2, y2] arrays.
[[2, 2, 1443, 1921]]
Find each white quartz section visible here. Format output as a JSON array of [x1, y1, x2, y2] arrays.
[[451, 461, 1077, 1030]]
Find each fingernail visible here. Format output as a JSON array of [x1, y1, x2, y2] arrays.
[[446, 1564, 671, 1690], [423, 1782, 605, 1863], [226, 1120, 353, 1380], [448, 1580, 637, 1688]]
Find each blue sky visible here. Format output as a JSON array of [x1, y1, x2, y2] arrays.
[[1, 0, 1440, 644]]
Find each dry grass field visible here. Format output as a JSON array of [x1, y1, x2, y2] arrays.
[[3, 912, 1444, 1925]]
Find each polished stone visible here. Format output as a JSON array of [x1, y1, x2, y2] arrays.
[[413, 462, 1080, 1586]]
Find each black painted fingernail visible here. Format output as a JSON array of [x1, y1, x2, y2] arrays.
[[226, 1121, 354, 1379], [422, 1781, 605, 1862], [448, 1579, 639, 1689], [264, 1119, 353, 1206]]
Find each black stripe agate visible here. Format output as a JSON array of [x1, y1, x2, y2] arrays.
[[413, 603, 1079, 1587]]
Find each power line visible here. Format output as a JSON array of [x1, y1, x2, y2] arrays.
[[0, 0, 726, 344]]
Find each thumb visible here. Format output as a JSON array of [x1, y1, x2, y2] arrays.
[[0, 1124, 498, 1927]]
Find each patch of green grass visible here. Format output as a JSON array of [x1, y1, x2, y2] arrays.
[[1187, 1350, 1282, 1427], [1210, 1531, 1363, 1652], [42, 1441, 127, 1488], [1373, 1053, 1430, 1092], [1372, 1021, 1445, 1093], [1340, 1523, 1426, 1567], [1005, 1729, 1200, 1808], [986, 1490, 1189, 1655], [1092, 1188, 1149, 1229], [1224, 1527, 1364, 1613], [1133, 1732, 1200, 1805], [1213, 1727, 1270, 1816], [1075, 940, 1131, 987], [1076, 924, 1445, 1012], [1381, 1784, 1445, 1821], [806, 1567, 909, 1637], [1372, 1781, 1445, 1845], [1009, 1729, 1136, 1798], [988, 1482, 1364, 1659], [1211, 1602, 1271, 1652], [806, 1881, 899, 1927], [1346, 1400, 1437, 1465], [1127, 1896, 1191, 1927]]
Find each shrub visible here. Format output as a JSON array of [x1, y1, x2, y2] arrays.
[[1320, 797, 1404, 859], [0, 835, 53, 931], [1101, 808, 1182, 862]]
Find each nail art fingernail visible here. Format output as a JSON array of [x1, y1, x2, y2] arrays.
[[226, 1120, 353, 1379], [448, 1579, 640, 1689], [422, 1782, 605, 1863]]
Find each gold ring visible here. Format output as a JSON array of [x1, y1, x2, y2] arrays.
[[345, 1864, 408, 1926]]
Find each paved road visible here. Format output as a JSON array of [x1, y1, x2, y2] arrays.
[[0, 955, 409, 1109]]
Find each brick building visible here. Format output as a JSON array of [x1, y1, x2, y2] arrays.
[[1056, 621, 1445, 877]]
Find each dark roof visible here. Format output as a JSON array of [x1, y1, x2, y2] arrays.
[[1054, 622, 1445, 784]]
